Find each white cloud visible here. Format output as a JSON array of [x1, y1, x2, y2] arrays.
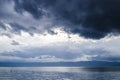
[[0, 28, 120, 62]]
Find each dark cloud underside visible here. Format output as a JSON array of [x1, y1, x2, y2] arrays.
[[0, 0, 120, 39]]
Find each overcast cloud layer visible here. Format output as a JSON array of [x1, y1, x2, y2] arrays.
[[0, 0, 120, 62]]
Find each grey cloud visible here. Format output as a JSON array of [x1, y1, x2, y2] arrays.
[[0, 0, 120, 39], [11, 40, 20, 45], [0, 0, 56, 36], [13, 0, 120, 39], [0, 21, 7, 30], [92, 55, 120, 62]]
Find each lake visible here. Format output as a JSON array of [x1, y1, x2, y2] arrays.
[[0, 67, 120, 80]]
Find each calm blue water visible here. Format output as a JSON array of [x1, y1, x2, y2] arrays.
[[0, 67, 120, 80]]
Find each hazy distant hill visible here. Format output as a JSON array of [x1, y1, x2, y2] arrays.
[[0, 61, 120, 67]]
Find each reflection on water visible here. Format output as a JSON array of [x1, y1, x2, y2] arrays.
[[0, 67, 120, 80]]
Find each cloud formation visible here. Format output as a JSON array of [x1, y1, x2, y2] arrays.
[[0, 0, 120, 62], [0, 0, 120, 39], [13, 0, 120, 39], [0, 30, 120, 62]]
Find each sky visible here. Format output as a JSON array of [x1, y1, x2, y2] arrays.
[[0, 0, 120, 62]]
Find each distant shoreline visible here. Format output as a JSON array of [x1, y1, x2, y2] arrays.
[[0, 61, 120, 67]]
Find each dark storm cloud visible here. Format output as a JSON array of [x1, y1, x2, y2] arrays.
[[13, 0, 120, 39], [14, 0, 44, 19], [0, 0, 120, 39]]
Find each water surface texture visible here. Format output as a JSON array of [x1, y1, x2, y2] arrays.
[[0, 67, 120, 80]]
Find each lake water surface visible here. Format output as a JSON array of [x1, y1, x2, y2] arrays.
[[0, 67, 120, 80]]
